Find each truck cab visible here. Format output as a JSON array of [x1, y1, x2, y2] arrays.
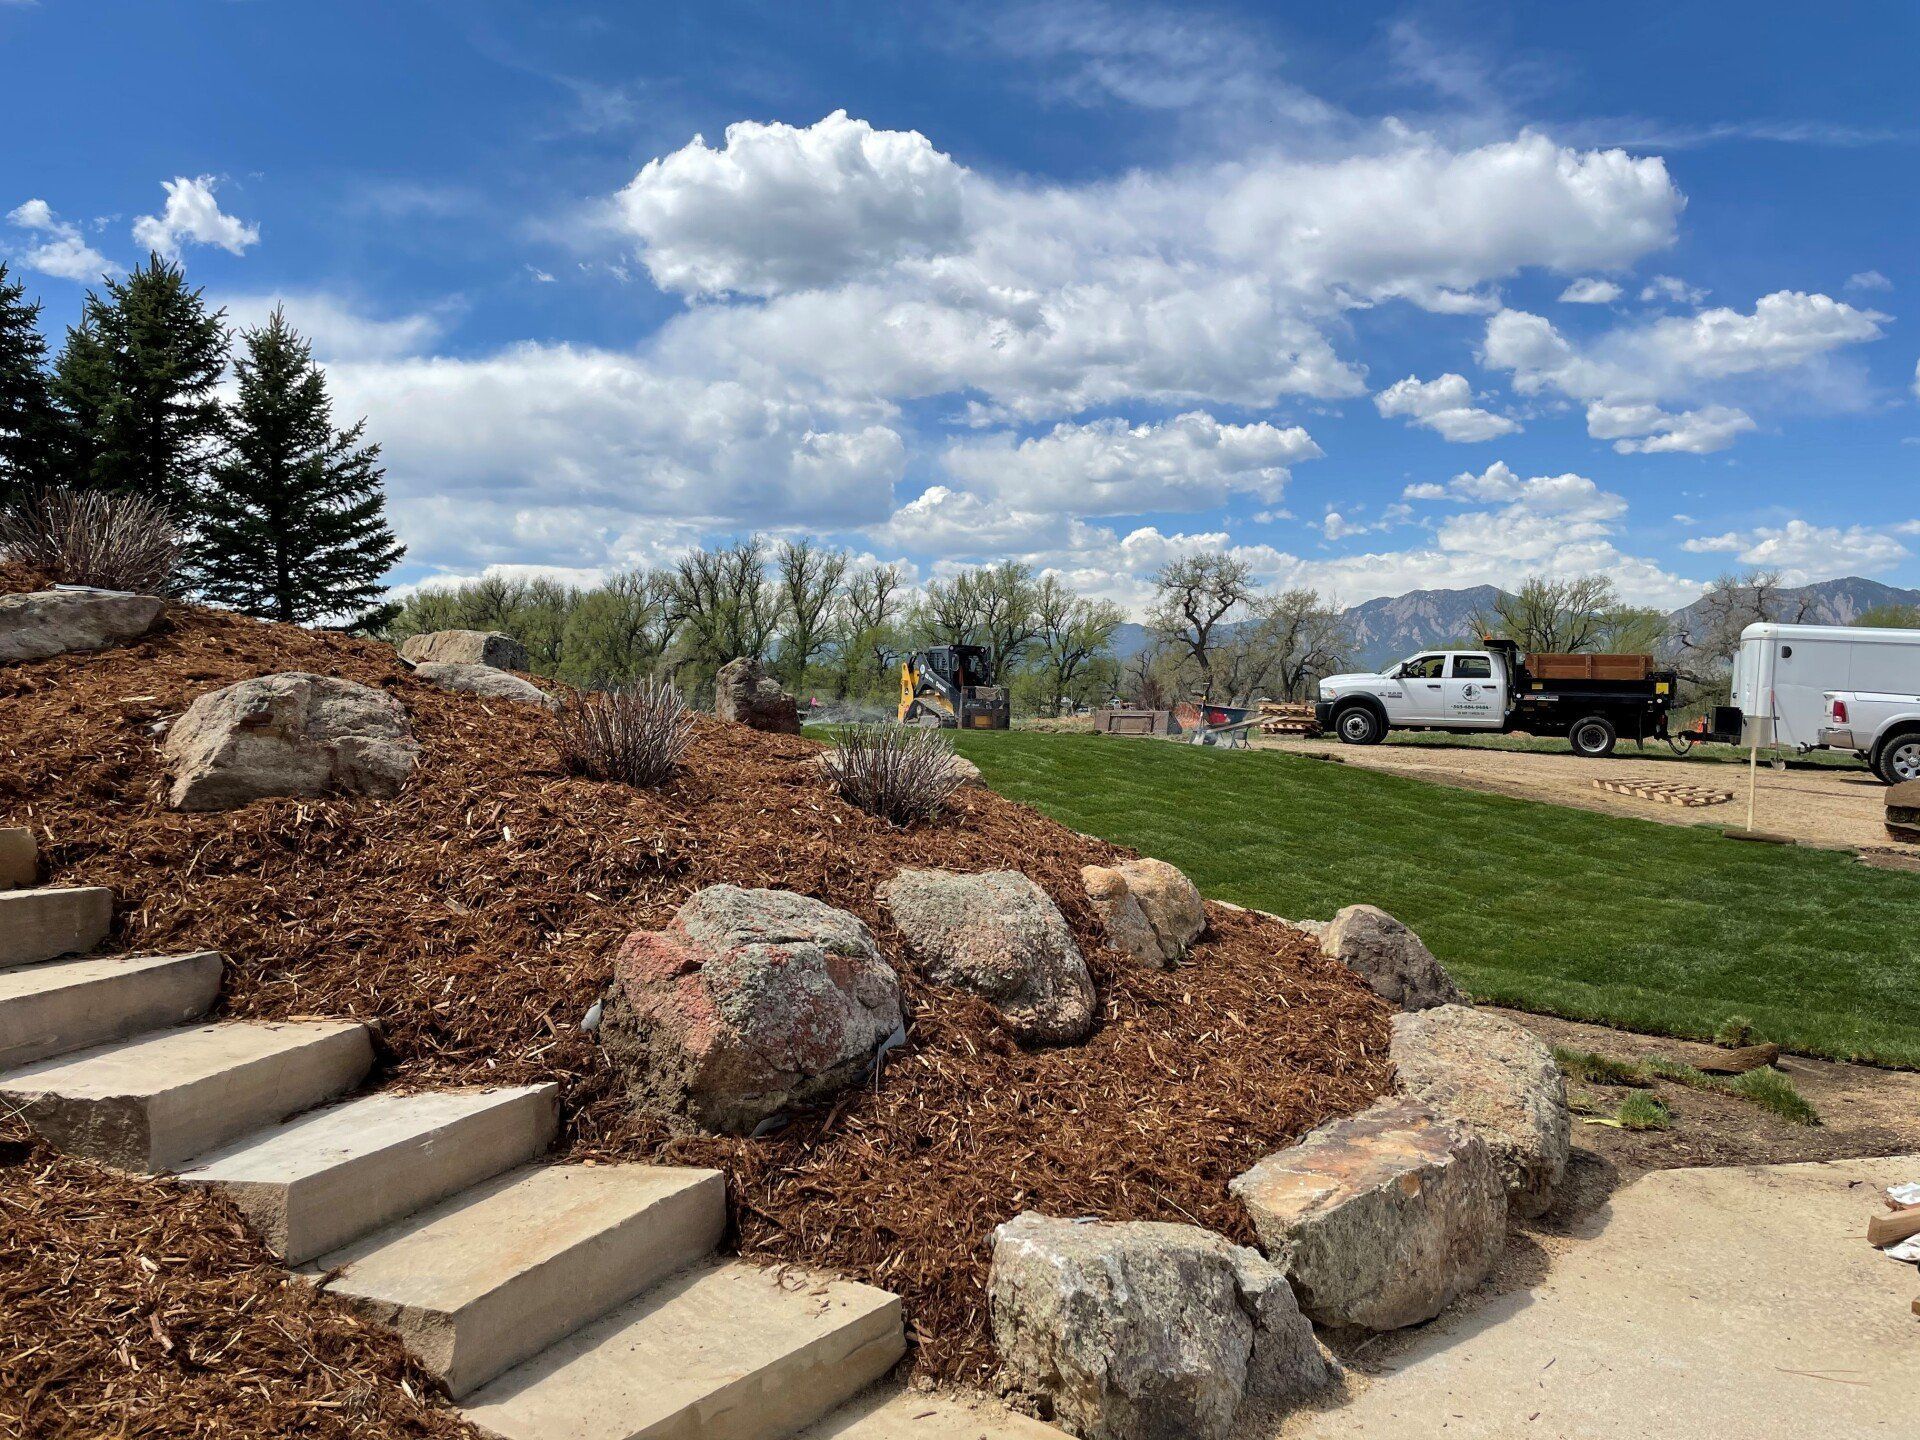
[[1317, 649, 1513, 740]]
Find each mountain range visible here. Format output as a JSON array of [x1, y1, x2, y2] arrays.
[[1111, 576, 1920, 672]]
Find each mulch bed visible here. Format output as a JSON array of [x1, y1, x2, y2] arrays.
[[0, 593, 1391, 1417], [0, 1119, 475, 1440]]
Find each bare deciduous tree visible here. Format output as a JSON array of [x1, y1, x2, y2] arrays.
[[1034, 574, 1126, 714], [1146, 552, 1254, 700], [774, 538, 849, 690]]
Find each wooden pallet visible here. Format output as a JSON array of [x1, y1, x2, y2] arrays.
[[1257, 702, 1323, 737], [1592, 775, 1733, 807]]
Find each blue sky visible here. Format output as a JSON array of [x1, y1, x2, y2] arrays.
[[5, 0, 1917, 611]]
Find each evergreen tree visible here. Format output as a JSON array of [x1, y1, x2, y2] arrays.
[[194, 308, 404, 623], [0, 264, 60, 509], [56, 254, 229, 514]]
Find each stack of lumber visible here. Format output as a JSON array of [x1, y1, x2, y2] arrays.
[[1593, 775, 1733, 807], [1887, 781, 1920, 844], [1257, 702, 1322, 737]]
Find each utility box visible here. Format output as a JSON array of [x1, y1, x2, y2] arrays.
[[1094, 708, 1175, 737]]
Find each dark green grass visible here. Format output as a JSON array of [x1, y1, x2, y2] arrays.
[[954, 731, 1920, 1067]]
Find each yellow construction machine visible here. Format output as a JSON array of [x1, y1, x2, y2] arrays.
[[898, 644, 1010, 729]]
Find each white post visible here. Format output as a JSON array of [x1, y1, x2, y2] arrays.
[[1746, 743, 1759, 832]]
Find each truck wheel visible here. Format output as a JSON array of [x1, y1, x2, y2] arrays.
[[1876, 730, 1920, 785], [1569, 715, 1617, 758], [1333, 704, 1384, 746]]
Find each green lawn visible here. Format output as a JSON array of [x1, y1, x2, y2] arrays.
[[953, 731, 1920, 1067]]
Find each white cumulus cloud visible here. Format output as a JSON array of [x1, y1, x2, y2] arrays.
[[615, 110, 968, 297], [1374, 373, 1519, 442], [131, 176, 260, 259], [1559, 277, 1622, 304], [939, 411, 1321, 515], [1681, 519, 1910, 583], [5, 198, 113, 281]]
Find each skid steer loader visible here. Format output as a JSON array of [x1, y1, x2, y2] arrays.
[[898, 644, 1010, 729]]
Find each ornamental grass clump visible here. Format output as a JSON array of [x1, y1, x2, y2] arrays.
[[827, 723, 962, 824], [0, 486, 184, 594], [554, 678, 694, 788]]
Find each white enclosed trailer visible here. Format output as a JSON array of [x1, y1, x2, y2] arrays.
[[1727, 622, 1920, 752]]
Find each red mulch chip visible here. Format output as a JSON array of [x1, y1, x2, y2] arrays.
[[0, 595, 1391, 1430]]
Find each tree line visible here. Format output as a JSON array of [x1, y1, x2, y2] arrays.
[[0, 257, 401, 624]]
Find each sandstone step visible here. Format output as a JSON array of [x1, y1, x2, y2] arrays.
[[461, 1258, 905, 1440], [801, 1386, 1069, 1438], [0, 827, 34, 889], [319, 1162, 725, 1399], [0, 951, 222, 1069], [180, 1083, 561, 1264], [0, 1019, 374, 1170], [0, 886, 112, 966]]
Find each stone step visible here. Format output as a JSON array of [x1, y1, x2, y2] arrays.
[[0, 951, 222, 1070], [0, 1019, 374, 1170], [461, 1258, 905, 1440], [180, 1083, 561, 1264], [319, 1162, 725, 1400], [0, 827, 35, 889], [801, 1387, 1069, 1438], [0, 886, 113, 967]]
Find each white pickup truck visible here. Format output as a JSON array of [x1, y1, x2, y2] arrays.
[[1820, 693, 1920, 783], [1315, 640, 1678, 758]]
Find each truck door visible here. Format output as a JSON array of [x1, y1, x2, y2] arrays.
[[1396, 654, 1449, 720], [1444, 653, 1505, 728]]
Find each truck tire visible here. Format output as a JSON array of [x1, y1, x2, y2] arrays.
[[1569, 714, 1617, 759], [1333, 703, 1384, 746], [1875, 729, 1920, 785]]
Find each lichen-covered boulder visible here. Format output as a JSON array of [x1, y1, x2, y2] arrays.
[[412, 661, 557, 709], [1081, 858, 1205, 967], [398, 629, 528, 671], [601, 885, 903, 1134], [1320, 904, 1465, 1011], [1231, 1097, 1506, 1330], [714, 656, 801, 734], [1391, 1005, 1569, 1218], [880, 869, 1095, 1044], [990, 1213, 1334, 1440], [0, 587, 163, 663], [162, 672, 419, 811]]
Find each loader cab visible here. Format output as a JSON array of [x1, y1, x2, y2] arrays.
[[925, 644, 994, 689]]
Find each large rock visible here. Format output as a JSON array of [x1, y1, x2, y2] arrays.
[[1391, 1005, 1569, 1219], [412, 661, 557, 709], [990, 1213, 1334, 1440], [1888, 780, 1920, 844], [1080, 859, 1205, 968], [398, 629, 528, 671], [1320, 904, 1465, 1011], [879, 869, 1095, 1044], [714, 656, 801, 734], [601, 885, 903, 1134], [0, 587, 163, 663], [1230, 1097, 1506, 1331], [162, 672, 419, 812], [810, 749, 982, 785]]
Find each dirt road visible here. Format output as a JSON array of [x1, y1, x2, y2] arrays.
[[1259, 735, 1917, 861]]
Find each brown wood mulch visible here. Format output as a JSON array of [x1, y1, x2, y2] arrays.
[[0, 594, 1391, 1425]]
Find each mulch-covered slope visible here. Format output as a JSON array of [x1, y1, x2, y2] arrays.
[[0, 595, 1392, 1402], [0, 1119, 475, 1440]]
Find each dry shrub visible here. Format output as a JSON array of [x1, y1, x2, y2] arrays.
[[827, 723, 962, 823], [0, 485, 185, 593], [554, 678, 695, 787]]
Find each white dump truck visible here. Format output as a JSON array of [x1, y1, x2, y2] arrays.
[[1315, 639, 1678, 757]]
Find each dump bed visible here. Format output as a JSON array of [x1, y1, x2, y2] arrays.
[[1527, 652, 1653, 681]]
